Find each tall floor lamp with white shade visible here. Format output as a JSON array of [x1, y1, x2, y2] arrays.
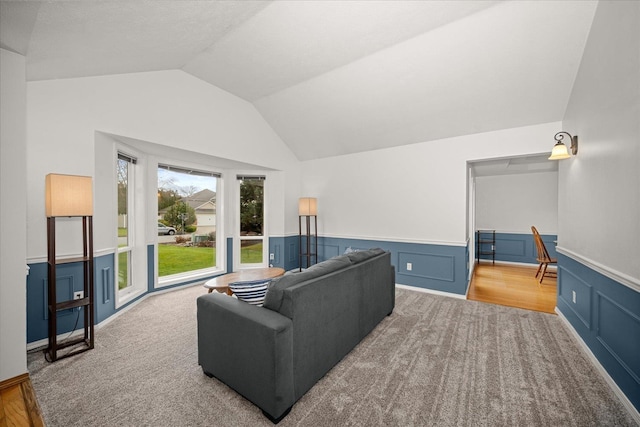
[[45, 173, 95, 361]]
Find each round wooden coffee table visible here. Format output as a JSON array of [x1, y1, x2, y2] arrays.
[[203, 267, 285, 295]]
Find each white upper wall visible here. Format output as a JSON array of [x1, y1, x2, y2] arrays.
[[300, 121, 561, 245], [561, 0, 640, 285], [0, 48, 27, 381], [26, 70, 299, 259], [475, 172, 558, 234]]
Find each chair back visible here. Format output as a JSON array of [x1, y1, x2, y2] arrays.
[[531, 226, 552, 262]]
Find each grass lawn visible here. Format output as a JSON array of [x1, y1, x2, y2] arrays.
[[158, 244, 216, 276], [157, 241, 263, 276], [118, 251, 128, 290], [241, 241, 263, 264]]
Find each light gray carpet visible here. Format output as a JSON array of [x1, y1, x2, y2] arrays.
[[28, 285, 636, 426]]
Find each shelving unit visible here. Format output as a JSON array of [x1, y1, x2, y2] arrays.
[[476, 229, 496, 265], [46, 215, 95, 361]]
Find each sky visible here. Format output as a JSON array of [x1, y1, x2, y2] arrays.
[[158, 168, 217, 196]]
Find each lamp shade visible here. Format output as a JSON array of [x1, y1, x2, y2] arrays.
[[298, 197, 317, 216], [548, 142, 571, 160], [45, 174, 93, 217]]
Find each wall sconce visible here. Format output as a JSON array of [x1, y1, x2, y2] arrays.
[[548, 131, 578, 160]]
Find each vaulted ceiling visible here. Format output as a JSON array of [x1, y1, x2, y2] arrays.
[[0, 0, 597, 161]]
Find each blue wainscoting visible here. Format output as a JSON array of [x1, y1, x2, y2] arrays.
[[268, 235, 299, 272], [270, 235, 468, 294], [27, 253, 117, 343], [27, 235, 469, 343], [26, 262, 80, 343], [477, 232, 557, 265], [27, 244, 213, 344], [94, 253, 117, 324], [320, 237, 468, 295], [556, 253, 640, 412]]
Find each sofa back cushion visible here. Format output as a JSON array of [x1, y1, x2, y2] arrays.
[[345, 247, 385, 263], [263, 255, 352, 312]]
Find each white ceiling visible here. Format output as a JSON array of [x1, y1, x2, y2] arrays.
[[0, 0, 597, 161]]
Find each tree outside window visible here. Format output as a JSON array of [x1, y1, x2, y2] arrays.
[[240, 180, 264, 236], [163, 202, 196, 234]]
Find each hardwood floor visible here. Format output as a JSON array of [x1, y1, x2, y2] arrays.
[[468, 262, 557, 314], [0, 374, 44, 427]]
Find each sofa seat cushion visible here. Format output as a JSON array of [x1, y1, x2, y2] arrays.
[[229, 279, 271, 306]]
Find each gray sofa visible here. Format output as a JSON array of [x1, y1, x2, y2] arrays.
[[196, 248, 395, 423]]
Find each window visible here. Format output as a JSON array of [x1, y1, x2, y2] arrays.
[[157, 164, 221, 281], [117, 153, 135, 291], [237, 176, 266, 268]]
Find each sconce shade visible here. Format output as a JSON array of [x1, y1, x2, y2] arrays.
[[548, 142, 571, 160], [298, 197, 317, 216], [549, 131, 578, 160], [45, 174, 93, 217]]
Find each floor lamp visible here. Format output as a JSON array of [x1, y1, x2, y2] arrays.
[[45, 173, 95, 361], [298, 197, 317, 271]]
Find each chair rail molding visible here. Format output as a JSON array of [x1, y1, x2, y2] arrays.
[[556, 246, 640, 292], [321, 234, 468, 247]]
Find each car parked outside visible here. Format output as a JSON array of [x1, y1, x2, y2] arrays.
[[158, 223, 176, 235]]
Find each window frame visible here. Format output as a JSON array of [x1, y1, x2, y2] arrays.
[[234, 175, 268, 270], [155, 160, 224, 289], [115, 147, 146, 308]]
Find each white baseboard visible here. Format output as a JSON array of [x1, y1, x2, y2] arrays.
[[395, 283, 467, 300], [555, 308, 640, 424]]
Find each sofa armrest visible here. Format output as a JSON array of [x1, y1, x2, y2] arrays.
[[197, 293, 294, 420]]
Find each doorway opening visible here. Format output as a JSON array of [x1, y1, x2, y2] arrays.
[[467, 154, 558, 313]]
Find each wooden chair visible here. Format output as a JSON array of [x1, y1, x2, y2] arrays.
[[531, 226, 557, 284]]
